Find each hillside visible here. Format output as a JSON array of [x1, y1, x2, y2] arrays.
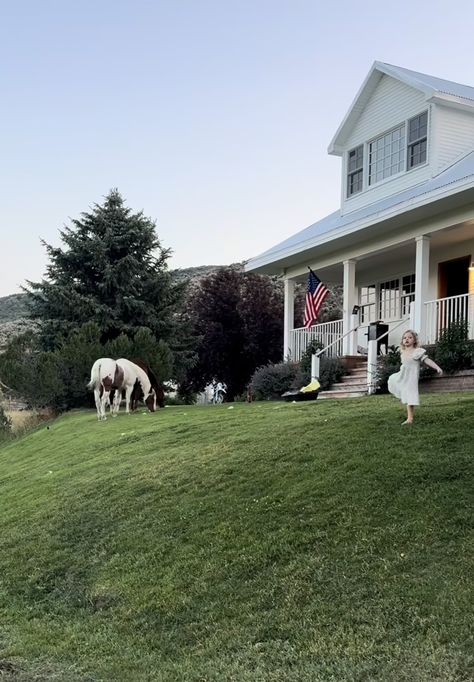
[[0, 395, 473, 681]]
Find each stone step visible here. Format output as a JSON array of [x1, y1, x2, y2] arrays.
[[335, 376, 368, 387], [346, 369, 367, 378], [329, 381, 368, 392], [318, 389, 367, 400]]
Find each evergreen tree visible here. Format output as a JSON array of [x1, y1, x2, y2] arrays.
[[26, 189, 184, 350]]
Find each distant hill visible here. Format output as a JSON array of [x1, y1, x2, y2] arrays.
[[0, 294, 32, 349], [170, 264, 226, 285], [0, 293, 30, 323]]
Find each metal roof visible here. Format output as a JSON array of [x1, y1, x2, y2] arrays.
[[246, 150, 474, 273], [328, 62, 474, 155]]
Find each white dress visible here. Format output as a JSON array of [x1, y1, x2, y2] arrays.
[[388, 347, 427, 406]]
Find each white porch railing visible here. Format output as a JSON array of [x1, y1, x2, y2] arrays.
[[424, 293, 474, 344], [290, 319, 343, 361]]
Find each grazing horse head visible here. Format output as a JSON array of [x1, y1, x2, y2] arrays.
[[129, 358, 165, 410], [116, 358, 157, 414]]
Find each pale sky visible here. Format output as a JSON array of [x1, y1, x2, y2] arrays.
[[2, 0, 474, 296]]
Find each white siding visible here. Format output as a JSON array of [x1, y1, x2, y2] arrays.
[[341, 75, 432, 215], [432, 105, 474, 174]]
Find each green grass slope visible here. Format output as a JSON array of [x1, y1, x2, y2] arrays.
[[0, 395, 473, 682]]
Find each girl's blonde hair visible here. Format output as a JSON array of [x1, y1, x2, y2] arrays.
[[400, 329, 420, 349]]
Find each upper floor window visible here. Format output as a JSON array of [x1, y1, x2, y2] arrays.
[[407, 111, 428, 169], [347, 145, 363, 196], [346, 110, 429, 196], [368, 125, 405, 186]]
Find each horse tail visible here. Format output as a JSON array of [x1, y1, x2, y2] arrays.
[[87, 361, 101, 390]]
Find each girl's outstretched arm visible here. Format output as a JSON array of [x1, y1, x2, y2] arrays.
[[424, 357, 443, 375]]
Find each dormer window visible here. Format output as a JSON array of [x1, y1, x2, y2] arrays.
[[408, 111, 428, 168], [347, 145, 363, 196]]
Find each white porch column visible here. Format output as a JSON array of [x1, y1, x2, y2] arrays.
[[283, 278, 295, 360], [342, 259, 357, 356], [414, 235, 430, 336]]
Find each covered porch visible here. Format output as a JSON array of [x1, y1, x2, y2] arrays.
[[285, 222, 474, 361]]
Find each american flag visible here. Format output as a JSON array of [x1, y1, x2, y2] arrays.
[[304, 269, 329, 329]]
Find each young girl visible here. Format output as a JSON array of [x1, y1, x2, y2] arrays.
[[388, 330, 443, 425]]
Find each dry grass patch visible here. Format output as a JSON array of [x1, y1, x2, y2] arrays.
[[5, 408, 54, 434]]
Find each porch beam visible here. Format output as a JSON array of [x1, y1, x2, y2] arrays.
[[342, 259, 357, 355], [283, 278, 295, 360], [414, 235, 430, 335]]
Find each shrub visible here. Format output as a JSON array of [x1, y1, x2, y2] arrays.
[[294, 357, 345, 391], [299, 341, 345, 390], [431, 320, 473, 374], [376, 346, 401, 393], [250, 352, 345, 401], [250, 362, 300, 400]]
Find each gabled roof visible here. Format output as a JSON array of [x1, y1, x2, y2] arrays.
[[246, 150, 474, 274], [328, 62, 474, 155]]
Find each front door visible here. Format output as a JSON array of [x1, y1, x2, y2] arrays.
[[436, 255, 471, 337], [438, 256, 470, 298]]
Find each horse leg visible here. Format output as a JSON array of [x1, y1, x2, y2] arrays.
[[100, 389, 110, 420], [112, 389, 122, 416], [124, 385, 134, 414], [94, 388, 102, 421]]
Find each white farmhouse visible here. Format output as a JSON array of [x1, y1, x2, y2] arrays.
[[246, 62, 474, 380]]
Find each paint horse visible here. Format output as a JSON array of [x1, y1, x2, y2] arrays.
[[129, 358, 165, 410], [88, 358, 156, 420], [88, 358, 124, 421], [114, 358, 157, 415]]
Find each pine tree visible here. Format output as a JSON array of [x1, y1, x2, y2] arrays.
[[26, 189, 184, 350]]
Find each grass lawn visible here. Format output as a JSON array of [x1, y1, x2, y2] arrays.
[[0, 394, 473, 681]]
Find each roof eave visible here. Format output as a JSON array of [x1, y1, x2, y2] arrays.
[[328, 61, 436, 153], [246, 178, 474, 274], [428, 93, 474, 113]]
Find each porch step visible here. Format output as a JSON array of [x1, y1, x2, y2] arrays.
[[334, 376, 367, 387], [318, 359, 368, 400], [318, 389, 368, 400]]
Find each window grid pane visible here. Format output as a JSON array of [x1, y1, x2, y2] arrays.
[[379, 279, 400, 321], [408, 112, 428, 169], [360, 285, 376, 323], [369, 125, 405, 185], [401, 274, 416, 316], [347, 145, 364, 196]]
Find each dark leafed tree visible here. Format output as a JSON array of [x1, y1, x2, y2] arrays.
[[25, 189, 184, 352], [186, 266, 283, 400]]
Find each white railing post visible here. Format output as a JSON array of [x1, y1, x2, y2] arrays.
[[409, 300, 415, 330], [311, 354, 320, 380], [367, 339, 378, 395], [469, 293, 474, 340]]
